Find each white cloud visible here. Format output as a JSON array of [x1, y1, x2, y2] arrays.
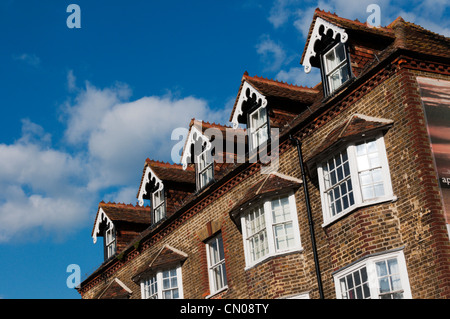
[[0, 123, 92, 243], [0, 190, 88, 243], [276, 67, 322, 87], [268, 0, 298, 28], [63, 81, 132, 145], [256, 35, 290, 72], [12, 53, 41, 68], [0, 75, 230, 243], [63, 79, 231, 199], [67, 70, 77, 92]]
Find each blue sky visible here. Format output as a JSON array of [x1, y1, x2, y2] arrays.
[[0, 0, 448, 299]]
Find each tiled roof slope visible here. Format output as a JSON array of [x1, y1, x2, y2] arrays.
[[388, 17, 450, 59], [229, 72, 320, 123], [145, 159, 195, 185], [96, 202, 151, 226], [244, 73, 319, 104]]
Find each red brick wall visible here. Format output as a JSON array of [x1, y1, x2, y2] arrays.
[[80, 59, 450, 299]]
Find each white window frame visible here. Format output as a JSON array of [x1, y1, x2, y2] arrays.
[[240, 193, 302, 269], [206, 233, 228, 296], [333, 249, 412, 299], [317, 134, 395, 226], [152, 187, 165, 223], [197, 149, 214, 189], [140, 265, 184, 299], [322, 42, 351, 95], [104, 225, 116, 259], [249, 106, 269, 150]]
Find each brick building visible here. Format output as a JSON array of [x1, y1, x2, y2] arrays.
[[77, 9, 450, 299]]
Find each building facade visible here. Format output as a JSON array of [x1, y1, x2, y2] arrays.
[[77, 9, 450, 299]]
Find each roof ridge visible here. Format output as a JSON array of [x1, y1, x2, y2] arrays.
[[146, 158, 183, 167], [244, 72, 319, 91], [314, 7, 394, 33], [145, 157, 196, 172], [100, 201, 149, 210], [190, 118, 234, 129], [402, 19, 450, 41]]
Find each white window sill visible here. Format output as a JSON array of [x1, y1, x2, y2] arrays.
[[205, 285, 228, 299], [244, 247, 304, 271], [322, 195, 398, 228]]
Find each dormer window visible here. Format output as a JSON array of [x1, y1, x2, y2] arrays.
[[152, 187, 165, 224], [249, 106, 269, 150], [105, 225, 116, 259], [322, 43, 351, 95], [197, 149, 213, 189]]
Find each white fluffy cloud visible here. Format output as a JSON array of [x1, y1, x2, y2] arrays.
[[276, 66, 321, 87], [0, 74, 231, 243], [62, 81, 230, 192], [0, 124, 92, 242], [256, 35, 290, 72]]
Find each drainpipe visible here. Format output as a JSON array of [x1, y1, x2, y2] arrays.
[[290, 134, 324, 299]]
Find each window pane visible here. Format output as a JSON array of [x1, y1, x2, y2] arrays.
[[328, 158, 335, 171], [329, 71, 341, 91], [336, 44, 346, 63], [359, 170, 372, 186], [372, 168, 383, 183], [376, 261, 388, 277], [218, 236, 225, 260], [171, 276, 178, 288], [251, 111, 259, 128], [340, 66, 350, 83], [325, 49, 337, 72], [369, 152, 381, 168], [163, 278, 170, 290], [356, 286, 363, 299], [391, 274, 402, 291], [343, 161, 350, 176], [163, 290, 171, 299], [379, 277, 390, 293], [342, 195, 349, 209], [337, 166, 343, 181], [354, 271, 361, 286], [271, 197, 290, 223], [346, 274, 354, 289], [361, 185, 375, 200], [356, 143, 366, 156], [387, 258, 399, 274], [274, 225, 286, 250], [349, 190, 355, 206], [209, 240, 218, 264], [367, 140, 377, 153], [357, 155, 370, 171], [361, 267, 368, 282], [374, 183, 385, 197]]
